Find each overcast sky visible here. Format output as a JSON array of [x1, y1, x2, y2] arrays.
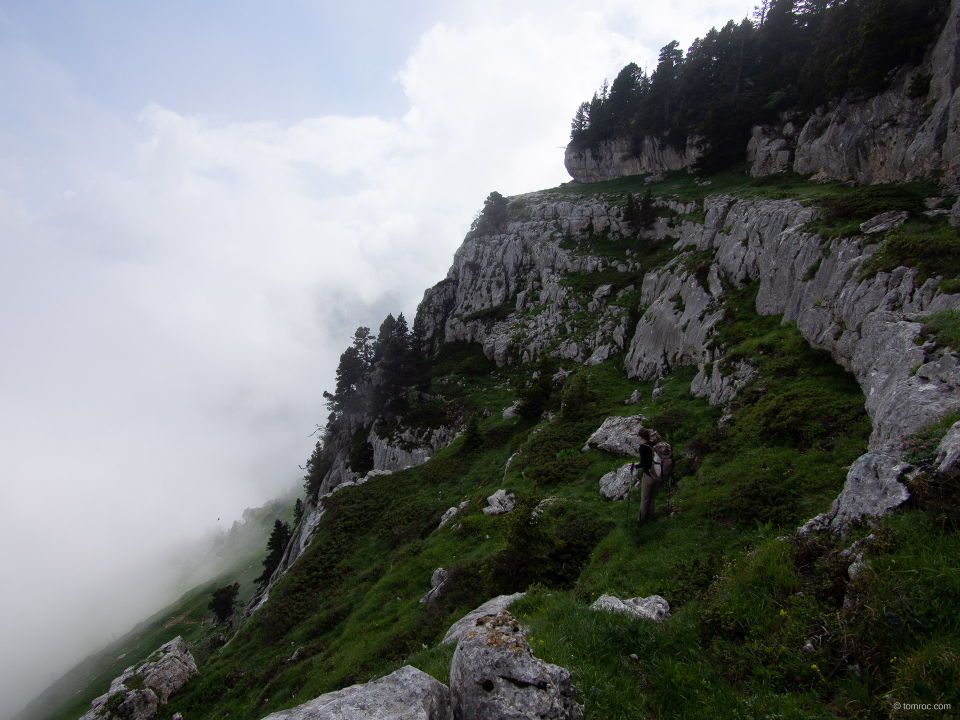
[[0, 1, 758, 715]]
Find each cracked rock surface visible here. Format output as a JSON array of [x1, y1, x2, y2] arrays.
[[263, 665, 451, 720], [449, 611, 583, 720]]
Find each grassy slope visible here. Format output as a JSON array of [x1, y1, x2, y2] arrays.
[[53, 170, 960, 720]]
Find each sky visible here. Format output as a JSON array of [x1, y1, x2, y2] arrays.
[[0, 0, 759, 716]]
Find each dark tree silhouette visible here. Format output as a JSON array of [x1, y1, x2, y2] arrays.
[[208, 583, 240, 625], [255, 520, 292, 588]]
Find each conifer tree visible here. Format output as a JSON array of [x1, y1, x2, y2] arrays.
[[255, 520, 292, 588], [208, 583, 240, 625]]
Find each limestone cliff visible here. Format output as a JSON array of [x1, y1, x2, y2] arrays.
[[564, 0, 960, 190], [564, 135, 699, 184]]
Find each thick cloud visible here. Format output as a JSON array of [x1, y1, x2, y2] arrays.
[[0, 1, 757, 717]]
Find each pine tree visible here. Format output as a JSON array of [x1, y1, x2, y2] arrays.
[[463, 411, 482, 450], [208, 583, 240, 625], [255, 520, 292, 588]]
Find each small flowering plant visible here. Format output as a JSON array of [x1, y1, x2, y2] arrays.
[[899, 427, 946, 468]]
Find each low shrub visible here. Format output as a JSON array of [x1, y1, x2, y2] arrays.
[[858, 223, 960, 282], [918, 309, 960, 350]]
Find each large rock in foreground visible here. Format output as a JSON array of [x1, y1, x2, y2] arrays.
[[450, 611, 584, 720], [263, 665, 451, 720], [442, 593, 526, 645], [81, 637, 198, 720], [799, 453, 911, 535]]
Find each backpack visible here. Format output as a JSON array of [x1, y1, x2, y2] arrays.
[[650, 441, 674, 483]]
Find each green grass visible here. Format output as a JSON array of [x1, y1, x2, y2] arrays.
[[919, 309, 960, 352], [859, 222, 960, 283]]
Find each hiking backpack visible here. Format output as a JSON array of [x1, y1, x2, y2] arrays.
[[650, 441, 674, 483]]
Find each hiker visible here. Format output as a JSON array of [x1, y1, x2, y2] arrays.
[[632, 428, 672, 524]]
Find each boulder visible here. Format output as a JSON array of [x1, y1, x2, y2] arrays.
[[449, 611, 584, 720], [482, 489, 516, 515], [935, 421, 960, 477], [533, 496, 559, 518], [581, 415, 649, 455], [442, 593, 527, 645], [262, 665, 451, 720], [598, 463, 639, 500], [503, 401, 522, 419], [798, 453, 911, 535], [589, 595, 671, 623], [860, 211, 909, 234], [419, 568, 450, 605], [82, 637, 199, 720], [584, 344, 611, 366], [624, 389, 642, 405], [138, 637, 200, 704], [438, 507, 459, 529]]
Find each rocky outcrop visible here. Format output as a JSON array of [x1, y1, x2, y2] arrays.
[[449, 611, 584, 720], [624, 259, 724, 380], [794, 0, 960, 188], [262, 665, 451, 720], [81, 638, 198, 720], [798, 454, 912, 535], [370, 424, 453, 473], [482, 489, 516, 515], [748, 122, 798, 177], [860, 211, 909, 234], [564, 136, 698, 184], [589, 594, 671, 623], [598, 463, 639, 500], [638, 194, 960, 455], [419, 568, 450, 605], [581, 415, 649, 455], [691, 360, 757, 406], [935, 421, 960, 477], [442, 594, 527, 646]]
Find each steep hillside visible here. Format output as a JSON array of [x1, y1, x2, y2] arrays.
[[116, 167, 959, 719]]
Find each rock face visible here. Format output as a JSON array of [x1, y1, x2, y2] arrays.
[[563, 1, 960, 188], [82, 637, 198, 720], [589, 595, 671, 623], [625, 260, 725, 381], [598, 463, 640, 500], [793, 0, 960, 188], [262, 665, 451, 720], [370, 424, 453, 473], [449, 611, 584, 720], [442, 594, 527, 646], [799, 454, 912, 535], [564, 135, 698, 184], [581, 415, 649, 455], [748, 123, 796, 177]]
